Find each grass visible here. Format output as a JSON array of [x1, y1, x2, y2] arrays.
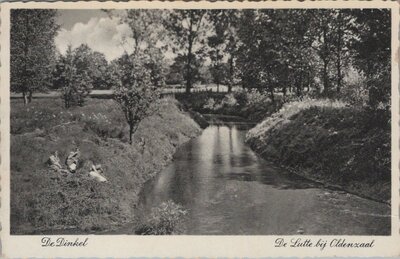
[[11, 97, 201, 234], [176, 90, 284, 123], [246, 98, 391, 202]]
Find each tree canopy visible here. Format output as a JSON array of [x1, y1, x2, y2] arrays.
[[11, 9, 59, 104]]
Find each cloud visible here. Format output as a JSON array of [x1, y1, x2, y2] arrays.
[[55, 17, 134, 61]]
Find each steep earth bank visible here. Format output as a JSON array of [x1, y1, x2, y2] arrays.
[[246, 99, 391, 203], [11, 97, 201, 234]]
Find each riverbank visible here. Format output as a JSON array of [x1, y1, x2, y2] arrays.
[[246, 98, 391, 203], [11, 97, 201, 234], [176, 90, 283, 123], [133, 121, 390, 235]]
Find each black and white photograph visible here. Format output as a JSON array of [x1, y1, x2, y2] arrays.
[[7, 6, 394, 236], [1, 1, 399, 256]]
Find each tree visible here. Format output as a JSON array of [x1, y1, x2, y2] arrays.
[[308, 10, 341, 96], [90, 51, 113, 90], [332, 10, 353, 93], [351, 9, 391, 113], [236, 10, 261, 90], [53, 44, 94, 108], [209, 62, 228, 92], [207, 29, 226, 92], [208, 10, 240, 92], [53, 46, 74, 108], [165, 10, 207, 93], [10, 9, 59, 104], [113, 53, 160, 144], [108, 9, 167, 88]]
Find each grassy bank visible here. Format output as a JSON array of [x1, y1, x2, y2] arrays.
[[246, 98, 391, 202], [176, 90, 284, 123], [11, 97, 201, 234]]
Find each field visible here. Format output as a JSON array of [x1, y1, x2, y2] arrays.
[[10, 97, 201, 234]]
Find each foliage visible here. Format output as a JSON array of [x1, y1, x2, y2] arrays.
[[136, 201, 188, 235], [112, 53, 161, 144], [168, 54, 204, 87], [207, 10, 240, 92], [10, 9, 59, 104], [234, 8, 390, 114], [178, 89, 282, 122], [53, 45, 94, 108], [351, 9, 391, 114], [165, 10, 208, 93], [341, 67, 369, 107], [89, 51, 114, 90]]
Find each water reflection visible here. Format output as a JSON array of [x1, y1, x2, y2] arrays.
[[137, 124, 390, 235]]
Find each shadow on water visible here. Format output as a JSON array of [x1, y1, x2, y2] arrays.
[[133, 116, 391, 235], [222, 171, 320, 190]]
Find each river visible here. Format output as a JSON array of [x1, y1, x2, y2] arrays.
[[135, 121, 390, 235]]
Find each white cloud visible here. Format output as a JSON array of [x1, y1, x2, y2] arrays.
[[55, 17, 134, 61]]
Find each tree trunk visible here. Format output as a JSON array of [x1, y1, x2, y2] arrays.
[[323, 59, 329, 95], [23, 92, 28, 105], [297, 71, 303, 97], [228, 55, 234, 93], [129, 124, 134, 145], [321, 25, 330, 96], [28, 90, 33, 103], [268, 85, 275, 103], [282, 86, 287, 96], [269, 89, 275, 103], [186, 26, 194, 94], [336, 16, 342, 94]]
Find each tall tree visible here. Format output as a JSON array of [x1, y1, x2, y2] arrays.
[[165, 10, 207, 93], [11, 9, 59, 104], [236, 10, 261, 90], [326, 10, 354, 93], [105, 9, 168, 88], [208, 10, 240, 92], [351, 9, 391, 112], [308, 10, 338, 96]]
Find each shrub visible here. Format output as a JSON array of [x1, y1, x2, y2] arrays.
[[203, 98, 217, 112], [245, 89, 270, 107], [135, 200, 188, 235], [341, 69, 369, 107], [221, 93, 238, 108]]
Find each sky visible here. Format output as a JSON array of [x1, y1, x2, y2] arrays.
[[55, 10, 135, 61]]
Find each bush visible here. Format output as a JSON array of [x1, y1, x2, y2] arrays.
[[341, 68, 369, 107], [245, 89, 270, 107], [203, 97, 217, 112], [221, 93, 238, 108], [135, 201, 188, 235]]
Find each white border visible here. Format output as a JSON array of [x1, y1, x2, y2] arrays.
[[1, 1, 399, 257]]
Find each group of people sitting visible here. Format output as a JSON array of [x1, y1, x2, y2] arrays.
[[48, 148, 107, 183]]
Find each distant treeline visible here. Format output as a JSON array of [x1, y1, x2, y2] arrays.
[[11, 9, 390, 114]]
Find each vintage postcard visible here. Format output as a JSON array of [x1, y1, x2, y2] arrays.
[[1, 0, 399, 257]]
